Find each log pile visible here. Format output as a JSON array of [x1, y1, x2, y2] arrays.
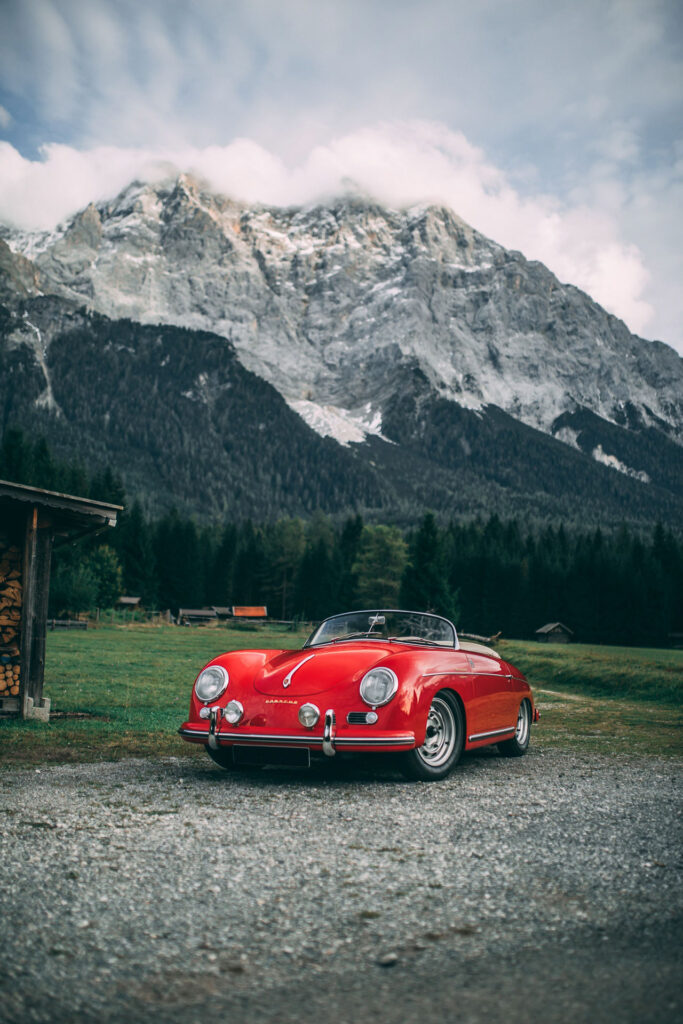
[[0, 536, 22, 698]]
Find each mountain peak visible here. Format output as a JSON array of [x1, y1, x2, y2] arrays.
[[2, 179, 681, 496]]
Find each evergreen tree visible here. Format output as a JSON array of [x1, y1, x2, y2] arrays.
[[206, 523, 238, 606], [117, 501, 157, 606], [0, 428, 33, 484], [88, 545, 123, 607], [294, 537, 337, 620], [337, 514, 364, 608], [353, 525, 408, 608], [401, 513, 458, 620]]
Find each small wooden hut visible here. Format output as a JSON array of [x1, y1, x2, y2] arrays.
[[178, 608, 218, 625], [0, 479, 121, 720], [535, 622, 574, 644]]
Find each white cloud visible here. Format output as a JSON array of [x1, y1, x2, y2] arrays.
[[0, 105, 11, 129], [0, 121, 676, 350]]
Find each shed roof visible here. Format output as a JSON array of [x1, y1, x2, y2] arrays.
[[0, 478, 122, 530], [116, 596, 141, 606], [232, 605, 267, 618], [178, 608, 217, 618], [535, 621, 574, 635]]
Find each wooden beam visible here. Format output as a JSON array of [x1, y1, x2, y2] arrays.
[[19, 507, 54, 716]]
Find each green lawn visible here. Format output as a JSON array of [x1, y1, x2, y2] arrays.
[[499, 639, 683, 705], [0, 625, 680, 766]]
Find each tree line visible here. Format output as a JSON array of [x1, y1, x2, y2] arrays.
[[1, 428, 681, 647]]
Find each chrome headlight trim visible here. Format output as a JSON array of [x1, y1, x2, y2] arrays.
[[359, 667, 398, 708], [195, 665, 229, 704], [298, 703, 320, 729]]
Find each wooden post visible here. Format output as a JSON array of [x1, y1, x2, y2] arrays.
[[20, 507, 54, 719]]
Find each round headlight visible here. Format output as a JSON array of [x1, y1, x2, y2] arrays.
[[298, 703, 320, 728], [359, 667, 398, 708], [224, 699, 243, 724], [195, 665, 228, 703]]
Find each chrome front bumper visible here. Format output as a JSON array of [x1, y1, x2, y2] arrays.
[[179, 724, 415, 753]]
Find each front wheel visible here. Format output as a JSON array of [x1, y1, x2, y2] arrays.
[[498, 699, 531, 757], [399, 692, 464, 781]]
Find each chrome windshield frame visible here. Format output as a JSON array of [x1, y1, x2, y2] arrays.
[[304, 609, 459, 650]]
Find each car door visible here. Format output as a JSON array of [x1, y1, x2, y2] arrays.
[[464, 652, 515, 742]]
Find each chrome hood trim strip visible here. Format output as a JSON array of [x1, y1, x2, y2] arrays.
[[282, 654, 314, 689]]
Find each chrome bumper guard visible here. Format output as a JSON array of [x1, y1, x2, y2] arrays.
[[322, 709, 336, 758], [207, 706, 223, 750]]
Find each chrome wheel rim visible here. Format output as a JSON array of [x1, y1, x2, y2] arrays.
[[515, 701, 530, 746], [418, 696, 457, 767]]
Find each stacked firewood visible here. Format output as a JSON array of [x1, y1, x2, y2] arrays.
[[0, 539, 22, 698]]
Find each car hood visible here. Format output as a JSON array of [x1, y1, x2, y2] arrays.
[[252, 643, 399, 696]]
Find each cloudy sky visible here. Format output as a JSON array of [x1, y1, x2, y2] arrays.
[[0, 0, 681, 352]]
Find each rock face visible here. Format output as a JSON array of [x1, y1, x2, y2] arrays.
[[1, 174, 682, 522]]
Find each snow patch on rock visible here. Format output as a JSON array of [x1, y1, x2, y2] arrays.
[[554, 427, 581, 450], [591, 445, 650, 483], [288, 399, 389, 447]]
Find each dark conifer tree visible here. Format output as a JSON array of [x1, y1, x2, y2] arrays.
[[0, 428, 33, 483], [117, 501, 158, 606], [400, 513, 459, 621], [206, 523, 238, 606], [337, 514, 364, 609]]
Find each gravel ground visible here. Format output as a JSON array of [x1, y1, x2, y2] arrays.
[[0, 745, 681, 1024]]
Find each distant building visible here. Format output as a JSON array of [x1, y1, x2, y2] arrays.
[[232, 606, 267, 619], [116, 596, 141, 609], [211, 606, 232, 619], [535, 622, 574, 644], [178, 608, 218, 625]]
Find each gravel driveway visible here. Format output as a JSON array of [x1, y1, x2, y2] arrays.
[[0, 746, 681, 1024]]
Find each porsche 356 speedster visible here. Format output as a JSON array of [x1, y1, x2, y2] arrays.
[[179, 609, 538, 780]]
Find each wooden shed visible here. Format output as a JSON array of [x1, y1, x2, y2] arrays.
[[211, 606, 233, 619], [0, 479, 121, 720], [535, 622, 574, 644], [178, 608, 218, 625]]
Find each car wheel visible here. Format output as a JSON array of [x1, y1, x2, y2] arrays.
[[497, 699, 531, 757], [205, 745, 242, 771], [399, 692, 464, 781]]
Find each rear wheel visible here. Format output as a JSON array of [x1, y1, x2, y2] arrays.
[[498, 699, 531, 757], [399, 692, 464, 781]]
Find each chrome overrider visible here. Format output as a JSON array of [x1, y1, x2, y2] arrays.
[[322, 709, 336, 757], [207, 705, 223, 749]]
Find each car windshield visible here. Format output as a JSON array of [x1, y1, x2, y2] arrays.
[[305, 610, 458, 648]]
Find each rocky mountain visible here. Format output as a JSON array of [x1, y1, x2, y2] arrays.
[[0, 175, 681, 524]]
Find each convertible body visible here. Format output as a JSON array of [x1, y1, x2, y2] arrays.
[[179, 609, 538, 780]]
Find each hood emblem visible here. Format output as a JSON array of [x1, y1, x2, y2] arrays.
[[282, 654, 314, 689]]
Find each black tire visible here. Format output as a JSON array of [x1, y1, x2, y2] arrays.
[[498, 699, 531, 757], [399, 691, 464, 781], [205, 745, 241, 771]]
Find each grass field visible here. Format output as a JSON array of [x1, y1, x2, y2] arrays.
[[0, 624, 680, 766]]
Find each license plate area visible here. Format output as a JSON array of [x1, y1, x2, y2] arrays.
[[233, 745, 311, 768]]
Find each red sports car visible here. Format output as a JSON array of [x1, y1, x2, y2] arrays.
[[179, 609, 539, 780]]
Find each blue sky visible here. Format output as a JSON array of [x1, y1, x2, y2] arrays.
[[1, 0, 682, 352]]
